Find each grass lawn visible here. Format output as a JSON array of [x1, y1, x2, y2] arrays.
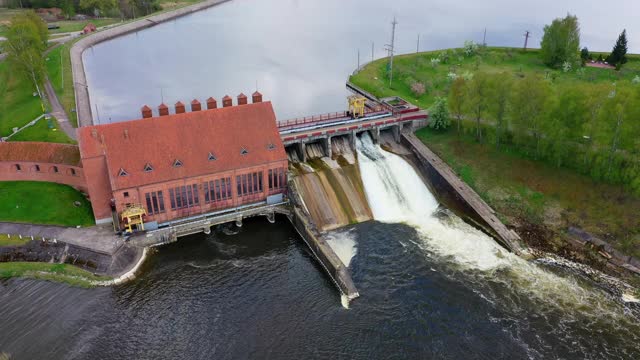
[[0, 262, 110, 287], [0, 60, 73, 143], [415, 127, 640, 258], [48, 18, 122, 34], [0, 61, 44, 137], [45, 44, 78, 127], [350, 47, 640, 110], [0, 181, 94, 227], [0, 234, 30, 246]]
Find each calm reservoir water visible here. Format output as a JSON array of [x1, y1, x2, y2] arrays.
[[2, 1, 640, 358], [82, 0, 640, 123]]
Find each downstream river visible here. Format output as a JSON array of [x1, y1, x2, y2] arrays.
[[83, 0, 640, 123]]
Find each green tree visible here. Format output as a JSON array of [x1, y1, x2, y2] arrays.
[[2, 13, 48, 98], [487, 72, 512, 149], [429, 97, 450, 130], [509, 75, 552, 158], [448, 77, 467, 134], [580, 47, 590, 62], [22, 11, 48, 47], [582, 84, 611, 168], [80, 0, 118, 15], [466, 72, 490, 142], [545, 86, 588, 166], [540, 14, 581, 68], [597, 84, 638, 178], [607, 29, 628, 66]]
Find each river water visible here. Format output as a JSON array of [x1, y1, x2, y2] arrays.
[[82, 0, 640, 123], [2, 134, 639, 359]]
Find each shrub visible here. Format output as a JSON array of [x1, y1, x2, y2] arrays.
[[411, 82, 426, 97], [464, 40, 478, 57], [429, 97, 450, 130]]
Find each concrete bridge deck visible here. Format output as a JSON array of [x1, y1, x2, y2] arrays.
[[279, 110, 428, 161]]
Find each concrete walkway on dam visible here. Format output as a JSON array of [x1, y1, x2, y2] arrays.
[[71, 0, 232, 127]]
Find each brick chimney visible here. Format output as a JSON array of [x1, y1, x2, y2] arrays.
[[175, 101, 186, 114], [237, 93, 248, 105], [222, 95, 233, 108], [141, 105, 152, 118], [252, 91, 263, 103], [158, 103, 169, 116], [191, 99, 202, 112], [206, 97, 217, 110]]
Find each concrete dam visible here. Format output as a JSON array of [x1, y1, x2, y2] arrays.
[[285, 106, 525, 306]]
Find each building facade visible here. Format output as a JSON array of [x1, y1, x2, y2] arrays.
[[78, 93, 288, 226]]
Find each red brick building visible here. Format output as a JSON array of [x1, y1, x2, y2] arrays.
[[78, 93, 288, 226], [0, 142, 86, 192], [82, 23, 97, 34]]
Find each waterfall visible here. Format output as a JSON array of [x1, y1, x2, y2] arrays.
[[357, 132, 511, 271], [355, 133, 636, 321]]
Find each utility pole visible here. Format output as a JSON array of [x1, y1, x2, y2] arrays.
[[60, 47, 64, 90], [483, 28, 487, 46], [357, 49, 360, 70], [371, 42, 374, 62], [384, 17, 398, 87], [523, 30, 530, 50], [94, 103, 100, 124], [417, 33, 420, 53]]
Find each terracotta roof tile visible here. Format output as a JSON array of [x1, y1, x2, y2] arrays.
[[78, 101, 286, 191], [0, 142, 81, 166]]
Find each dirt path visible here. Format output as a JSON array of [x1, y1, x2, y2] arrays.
[[44, 77, 76, 141]]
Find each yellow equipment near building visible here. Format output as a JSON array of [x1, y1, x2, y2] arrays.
[[348, 95, 366, 118], [120, 204, 146, 233]]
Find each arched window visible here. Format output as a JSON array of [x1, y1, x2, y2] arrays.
[[14, 164, 21, 171], [52, 166, 59, 173], [34, 164, 40, 172]]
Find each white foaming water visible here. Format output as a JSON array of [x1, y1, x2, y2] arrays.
[[325, 230, 358, 267], [355, 133, 636, 321], [357, 133, 511, 271]]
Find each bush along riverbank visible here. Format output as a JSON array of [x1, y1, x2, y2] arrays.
[[351, 45, 640, 287]]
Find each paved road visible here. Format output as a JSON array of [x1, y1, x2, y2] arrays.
[[0, 222, 123, 255], [44, 77, 77, 141]]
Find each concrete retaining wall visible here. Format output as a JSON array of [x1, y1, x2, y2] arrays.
[[402, 133, 525, 255], [71, 0, 232, 127], [289, 207, 359, 303]]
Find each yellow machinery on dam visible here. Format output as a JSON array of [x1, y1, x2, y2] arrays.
[[348, 95, 366, 118]]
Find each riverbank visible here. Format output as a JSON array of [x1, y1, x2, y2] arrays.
[[415, 127, 640, 280], [0, 262, 110, 288], [71, 0, 232, 126]]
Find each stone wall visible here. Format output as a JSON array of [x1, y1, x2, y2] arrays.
[[0, 160, 87, 192]]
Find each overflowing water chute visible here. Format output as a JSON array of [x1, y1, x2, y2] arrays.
[[355, 132, 639, 322]]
